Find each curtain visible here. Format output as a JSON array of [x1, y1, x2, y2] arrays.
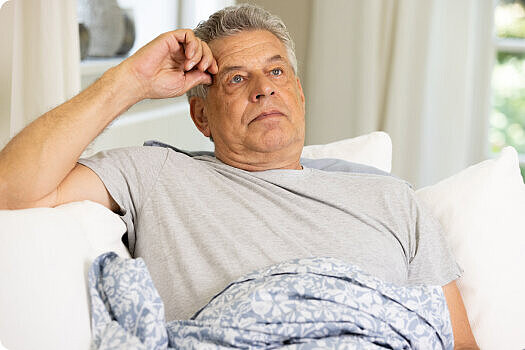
[[304, 0, 495, 188], [0, 0, 80, 148]]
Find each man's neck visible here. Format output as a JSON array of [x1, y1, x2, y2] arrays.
[[214, 149, 303, 172]]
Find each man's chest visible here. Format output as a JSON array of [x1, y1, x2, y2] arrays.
[[133, 171, 413, 320]]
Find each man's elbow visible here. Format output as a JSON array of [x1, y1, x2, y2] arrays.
[[455, 346, 479, 350], [455, 340, 480, 350], [0, 179, 57, 210], [0, 181, 23, 210]]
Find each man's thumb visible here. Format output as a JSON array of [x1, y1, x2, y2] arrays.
[[185, 71, 212, 91]]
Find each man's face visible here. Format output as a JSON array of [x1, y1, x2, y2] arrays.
[[190, 30, 306, 170]]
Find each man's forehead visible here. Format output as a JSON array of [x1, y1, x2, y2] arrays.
[[209, 30, 289, 70]]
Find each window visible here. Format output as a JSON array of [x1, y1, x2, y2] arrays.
[[491, 0, 525, 179]]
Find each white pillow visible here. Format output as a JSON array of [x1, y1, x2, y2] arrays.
[[301, 131, 392, 172], [0, 201, 129, 350], [416, 147, 525, 349]]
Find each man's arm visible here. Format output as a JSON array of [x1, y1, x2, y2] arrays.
[[0, 29, 217, 211], [442, 281, 479, 350]]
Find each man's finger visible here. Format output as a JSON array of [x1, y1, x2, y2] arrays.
[[167, 29, 195, 57], [183, 30, 198, 60], [210, 58, 218, 75], [197, 41, 214, 72], [201, 41, 218, 74], [184, 70, 212, 90], [185, 38, 203, 71]]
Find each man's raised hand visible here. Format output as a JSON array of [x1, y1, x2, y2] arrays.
[[0, 29, 219, 211], [119, 29, 218, 100]]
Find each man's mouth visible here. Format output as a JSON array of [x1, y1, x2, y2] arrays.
[[251, 110, 285, 123]]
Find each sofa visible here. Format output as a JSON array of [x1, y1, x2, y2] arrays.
[[1, 131, 524, 349]]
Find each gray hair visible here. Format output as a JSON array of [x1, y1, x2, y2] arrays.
[[186, 3, 298, 101]]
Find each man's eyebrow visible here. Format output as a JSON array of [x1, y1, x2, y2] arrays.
[[218, 55, 287, 77], [267, 54, 286, 63], [219, 65, 245, 77]]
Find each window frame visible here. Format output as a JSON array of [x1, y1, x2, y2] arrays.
[[491, 0, 525, 169]]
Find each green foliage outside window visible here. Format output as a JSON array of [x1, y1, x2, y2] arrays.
[[491, 1, 525, 182], [490, 52, 525, 154], [497, 0, 525, 38]]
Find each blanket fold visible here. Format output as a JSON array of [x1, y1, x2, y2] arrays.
[[89, 253, 453, 349]]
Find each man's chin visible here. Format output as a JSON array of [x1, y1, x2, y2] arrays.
[[250, 133, 302, 155]]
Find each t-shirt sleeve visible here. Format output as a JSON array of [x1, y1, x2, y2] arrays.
[[77, 146, 169, 255], [406, 189, 463, 286]]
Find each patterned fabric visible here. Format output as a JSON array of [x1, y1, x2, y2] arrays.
[[89, 253, 454, 349]]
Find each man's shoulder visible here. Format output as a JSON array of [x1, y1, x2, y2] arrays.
[[81, 145, 172, 163], [301, 158, 390, 176], [143, 140, 214, 158], [303, 161, 416, 208], [303, 157, 412, 187]]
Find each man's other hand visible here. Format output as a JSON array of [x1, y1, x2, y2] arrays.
[[120, 29, 218, 100]]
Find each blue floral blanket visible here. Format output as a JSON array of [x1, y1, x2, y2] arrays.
[[89, 253, 453, 349]]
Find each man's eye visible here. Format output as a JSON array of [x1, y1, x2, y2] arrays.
[[231, 75, 244, 83], [271, 68, 283, 76]]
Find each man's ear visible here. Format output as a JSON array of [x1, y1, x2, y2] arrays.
[[189, 96, 211, 138]]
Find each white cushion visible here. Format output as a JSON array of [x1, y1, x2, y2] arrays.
[[416, 147, 525, 349], [0, 201, 129, 350], [301, 131, 392, 172]]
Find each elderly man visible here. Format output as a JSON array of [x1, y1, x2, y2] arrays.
[[0, 4, 477, 348]]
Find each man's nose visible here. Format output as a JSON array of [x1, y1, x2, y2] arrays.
[[250, 76, 276, 102]]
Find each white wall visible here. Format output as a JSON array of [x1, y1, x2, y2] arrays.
[[0, 1, 13, 148], [83, 98, 213, 157]]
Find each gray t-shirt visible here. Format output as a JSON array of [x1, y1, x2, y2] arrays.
[[78, 146, 462, 321]]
